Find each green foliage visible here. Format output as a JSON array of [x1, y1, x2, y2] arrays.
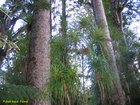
[[33, 0, 50, 10], [88, 42, 115, 103], [0, 84, 39, 104], [80, 15, 94, 30], [0, 7, 10, 19], [5, 36, 29, 85], [91, 27, 106, 43], [80, 15, 107, 43], [118, 29, 140, 105], [2, 35, 50, 103], [51, 36, 66, 62], [16, 36, 29, 59], [0, 36, 20, 51], [68, 30, 80, 44], [0, 0, 139, 105], [49, 36, 80, 105], [90, 53, 115, 89], [79, 14, 116, 104], [0, 7, 20, 50]]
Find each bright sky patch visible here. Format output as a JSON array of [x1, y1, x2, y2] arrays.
[[0, 0, 6, 6]]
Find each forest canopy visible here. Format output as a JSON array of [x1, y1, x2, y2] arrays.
[[0, 0, 140, 105]]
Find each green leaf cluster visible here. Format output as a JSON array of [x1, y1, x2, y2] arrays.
[[0, 84, 39, 104], [33, 0, 50, 10], [49, 36, 80, 105]]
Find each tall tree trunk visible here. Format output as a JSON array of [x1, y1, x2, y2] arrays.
[[91, 0, 125, 105], [109, 0, 123, 31], [109, 0, 128, 31], [26, 0, 51, 105], [61, 0, 67, 65]]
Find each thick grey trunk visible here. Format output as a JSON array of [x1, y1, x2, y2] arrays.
[[91, 0, 125, 105], [26, 8, 51, 105]]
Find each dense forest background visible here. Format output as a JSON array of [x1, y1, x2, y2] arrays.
[[0, 0, 140, 105]]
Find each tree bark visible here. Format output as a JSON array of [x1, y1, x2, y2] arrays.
[[26, 0, 51, 105], [91, 0, 125, 105]]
